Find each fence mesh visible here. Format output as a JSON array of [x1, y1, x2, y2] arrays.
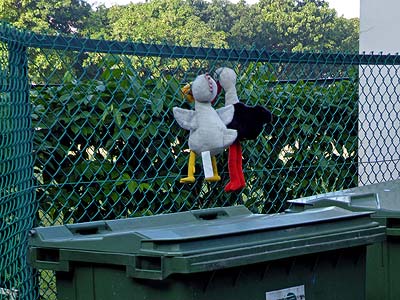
[[0, 29, 37, 299], [1, 21, 400, 299]]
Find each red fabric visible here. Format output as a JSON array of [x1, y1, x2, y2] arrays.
[[225, 141, 245, 192]]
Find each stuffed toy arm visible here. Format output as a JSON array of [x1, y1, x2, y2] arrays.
[[173, 107, 197, 131]]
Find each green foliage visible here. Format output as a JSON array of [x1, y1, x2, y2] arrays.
[[193, 0, 358, 51], [31, 57, 358, 222], [106, 0, 228, 47], [32, 57, 188, 222], [0, 0, 93, 84], [0, 0, 92, 34], [226, 63, 359, 212], [329, 17, 359, 52], [0, 0, 359, 52]]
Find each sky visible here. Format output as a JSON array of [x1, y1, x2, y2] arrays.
[[90, 0, 360, 19]]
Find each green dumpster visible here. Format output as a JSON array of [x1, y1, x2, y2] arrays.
[[29, 205, 384, 300], [288, 179, 400, 300]]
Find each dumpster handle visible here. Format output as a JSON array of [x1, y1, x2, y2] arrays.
[[192, 209, 228, 220], [66, 222, 111, 235], [126, 256, 164, 280], [29, 247, 70, 272]]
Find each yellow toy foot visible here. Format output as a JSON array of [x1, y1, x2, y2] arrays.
[[205, 175, 221, 182], [180, 176, 195, 183]]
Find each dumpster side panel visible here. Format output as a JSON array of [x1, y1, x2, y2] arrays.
[[366, 241, 388, 300], [388, 238, 400, 300], [195, 248, 366, 300], [57, 263, 193, 300], [56, 266, 97, 300], [287, 181, 400, 300], [54, 247, 366, 300], [366, 237, 400, 300]]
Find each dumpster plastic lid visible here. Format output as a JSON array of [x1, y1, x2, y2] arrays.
[[31, 205, 377, 247], [134, 205, 373, 241], [29, 206, 385, 280], [288, 179, 400, 217], [30, 206, 382, 254]]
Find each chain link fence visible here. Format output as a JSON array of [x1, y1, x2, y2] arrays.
[[1, 21, 400, 299]]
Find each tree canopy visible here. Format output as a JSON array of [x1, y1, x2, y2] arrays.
[[0, 0, 92, 34], [106, 0, 227, 47], [0, 0, 359, 52]]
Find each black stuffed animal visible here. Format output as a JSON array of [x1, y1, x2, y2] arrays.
[[229, 102, 272, 140], [214, 67, 273, 192]]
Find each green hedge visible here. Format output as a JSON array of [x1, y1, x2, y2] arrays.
[[31, 59, 358, 223]]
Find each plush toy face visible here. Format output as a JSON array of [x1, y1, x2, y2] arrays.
[[191, 74, 218, 103]]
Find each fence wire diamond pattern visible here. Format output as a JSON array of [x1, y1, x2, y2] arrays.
[[1, 22, 400, 299]]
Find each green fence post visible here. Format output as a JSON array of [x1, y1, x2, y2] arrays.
[[0, 32, 37, 299]]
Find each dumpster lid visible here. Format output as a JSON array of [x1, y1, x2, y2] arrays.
[[135, 206, 369, 241], [288, 180, 400, 217], [31, 205, 375, 247], [29, 206, 385, 280]]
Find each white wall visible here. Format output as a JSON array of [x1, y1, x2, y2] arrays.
[[358, 0, 400, 185], [360, 0, 400, 53]]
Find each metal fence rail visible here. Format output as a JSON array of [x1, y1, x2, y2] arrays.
[[1, 21, 400, 299]]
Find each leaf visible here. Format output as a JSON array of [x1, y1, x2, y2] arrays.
[[114, 111, 123, 127], [128, 181, 138, 193], [97, 101, 107, 111], [148, 124, 157, 135], [102, 110, 110, 122], [71, 125, 80, 134], [59, 94, 71, 103], [152, 98, 164, 115], [139, 183, 151, 192], [121, 129, 132, 141], [82, 127, 93, 136], [67, 102, 78, 112], [122, 173, 131, 180], [110, 192, 119, 202], [63, 71, 74, 83]]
